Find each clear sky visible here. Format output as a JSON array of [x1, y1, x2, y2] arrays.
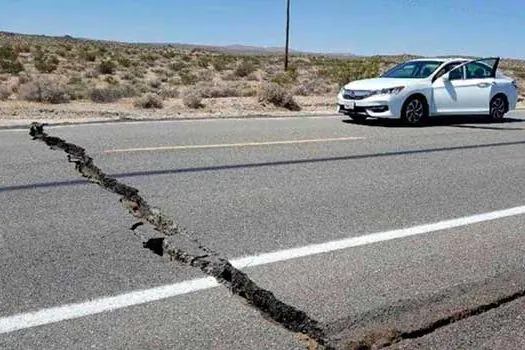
[[1, 0, 524, 59]]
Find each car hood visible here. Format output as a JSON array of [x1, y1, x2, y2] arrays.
[[343, 78, 424, 90]]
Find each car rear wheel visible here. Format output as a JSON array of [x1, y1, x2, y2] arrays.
[[401, 96, 428, 126], [489, 95, 507, 122]]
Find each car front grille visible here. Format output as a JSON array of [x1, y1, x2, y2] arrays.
[[342, 89, 372, 100]]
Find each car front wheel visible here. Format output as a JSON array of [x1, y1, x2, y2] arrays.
[[401, 96, 428, 126], [489, 95, 507, 122]]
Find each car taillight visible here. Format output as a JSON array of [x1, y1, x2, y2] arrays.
[[512, 80, 519, 89]]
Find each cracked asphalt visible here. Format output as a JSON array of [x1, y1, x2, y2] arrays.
[[1, 112, 525, 349]]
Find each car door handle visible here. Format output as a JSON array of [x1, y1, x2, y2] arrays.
[[477, 82, 491, 88]]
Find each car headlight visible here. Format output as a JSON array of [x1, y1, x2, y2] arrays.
[[371, 86, 405, 96]]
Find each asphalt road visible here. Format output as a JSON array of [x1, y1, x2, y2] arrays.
[[1, 112, 525, 349]]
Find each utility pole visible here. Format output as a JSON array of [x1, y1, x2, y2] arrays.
[[284, 0, 291, 71]]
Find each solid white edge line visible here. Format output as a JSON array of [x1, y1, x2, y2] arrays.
[[1, 204, 525, 334]]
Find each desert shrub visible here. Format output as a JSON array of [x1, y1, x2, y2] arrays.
[[179, 69, 199, 85], [197, 82, 241, 98], [18, 72, 31, 84], [212, 59, 228, 72], [182, 88, 203, 108], [234, 60, 256, 77], [98, 60, 116, 74], [134, 93, 164, 109], [104, 75, 119, 85], [318, 59, 382, 85], [122, 72, 134, 80], [19, 77, 70, 104], [0, 60, 24, 74], [257, 82, 300, 111], [292, 79, 332, 96], [161, 50, 179, 59], [67, 74, 83, 85], [148, 78, 162, 89], [159, 87, 179, 99], [117, 56, 132, 68], [0, 45, 17, 61], [66, 80, 89, 100], [241, 87, 257, 97], [14, 43, 31, 54], [140, 53, 159, 63], [84, 69, 100, 79], [131, 67, 146, 79], [88, 86, 131, 103], [0, 84, 11, 100], [246, 72, 259, 81], [169, 61, 187, 71], [197, 55, 211, 68], [34, 52, 59, 73], [0, 44, 24, 74], [79, 50, 97, 62], [271, 67, 298, 86]]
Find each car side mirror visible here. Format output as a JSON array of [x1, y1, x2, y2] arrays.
[[442, 72, 450, 81]]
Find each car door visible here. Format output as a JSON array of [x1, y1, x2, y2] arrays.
[[430, 61, 465, 114], [432, 57, 500, 115]]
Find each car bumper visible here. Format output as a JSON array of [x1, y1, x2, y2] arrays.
[[337, 93, 404, 119]]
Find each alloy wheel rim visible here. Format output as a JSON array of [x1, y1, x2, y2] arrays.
[[491, 98, 505, 119], [406, 99, 424, 123]]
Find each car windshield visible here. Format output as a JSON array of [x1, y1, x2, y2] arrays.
[[381, 60, 442, 78]]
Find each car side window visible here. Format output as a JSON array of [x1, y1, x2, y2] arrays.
[[434, 62, 461, 80], [448, 66, 463, 80], [465, 62, 492, 79]]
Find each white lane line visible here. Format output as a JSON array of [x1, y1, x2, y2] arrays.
[[0, 115, 343, 132], [103, 136, 365, 153], [2, 204, 525, 334]]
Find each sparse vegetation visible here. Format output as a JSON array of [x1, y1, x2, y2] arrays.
[[19, 77, 70, 104], [134, 93, 164, 109], [34, 50, 59, 73], [97, 59, 116, 74], [0, 44, 24, 74], [182, 88, 203, 108], [234, 60, 256, 78], [89, 86, 131, 103], [0, 84, 11, 100], [0, 31, 522, 117], [257, 82, 301, 111]]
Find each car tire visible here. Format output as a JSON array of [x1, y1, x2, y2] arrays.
[[489, 95, 507, 122], [401, 96, 428, 126], [348, 114, 367, 123]]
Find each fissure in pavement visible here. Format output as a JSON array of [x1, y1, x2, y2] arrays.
[[28, 122, 525, 350], [28, 122, 331, 349]]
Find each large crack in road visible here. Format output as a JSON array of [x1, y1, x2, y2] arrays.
[[326, 273, 525, 349], [28, 122, 524, 349]]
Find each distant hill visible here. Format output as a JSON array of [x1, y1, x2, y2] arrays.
[[0, 30, 359, 57]]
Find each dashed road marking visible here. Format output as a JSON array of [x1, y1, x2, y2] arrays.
[[103, 136, 366, 153]]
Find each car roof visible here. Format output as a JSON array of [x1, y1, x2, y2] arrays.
[[408, 57, 470, 63]]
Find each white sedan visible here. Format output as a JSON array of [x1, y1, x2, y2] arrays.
[[337, 57, 519, 125]]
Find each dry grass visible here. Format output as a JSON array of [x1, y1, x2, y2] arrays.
[[182, 88, 204, 109], [0, 84, 11, 100], [257, 82, 301, 111], [0, 31, 523, 117], [134, 93, 163, 109]]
